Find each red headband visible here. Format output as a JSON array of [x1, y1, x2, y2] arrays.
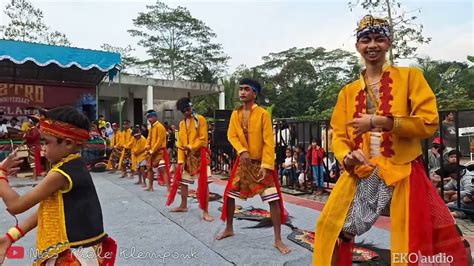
[[39, 118, 90, 144]]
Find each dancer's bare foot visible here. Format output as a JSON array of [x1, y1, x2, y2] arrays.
[[134, 181, 141, 185], [215, 229, 234, 240], [274, 240, 291, 254], [203, 213, 214, 222], [144, 187, 154, 192], [170, 207, 188, 212], [141, 184, 147, 188]]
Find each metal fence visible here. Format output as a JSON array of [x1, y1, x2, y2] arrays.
[[269, 109, 474, 214]]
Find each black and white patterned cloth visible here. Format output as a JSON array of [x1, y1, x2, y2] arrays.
[[342, 168, 393, 236]]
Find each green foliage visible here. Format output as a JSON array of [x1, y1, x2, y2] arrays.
[[128, 1, 229, 80], [416, 57, 474, 110], [0, 0, 70, 46], [233, 47, 359, 120], [100, 44, 139, 71]]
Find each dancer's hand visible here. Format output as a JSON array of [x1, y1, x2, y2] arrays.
[[343, 149, 373, 169], [240, 151, 250, 162], [0, 151, 22, 176], [0, 236, 12, 264], [257, 168, 267, 182], [347, 113, 373, 136]]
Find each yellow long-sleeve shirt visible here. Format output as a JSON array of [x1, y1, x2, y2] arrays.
[[177, 114, 208, 164], [315, 66, 441, 266], [121, 128, 133, 149], [132, 136, 148, 163], [111, 131, 123, 148], [146, 121, 167, 154], [227, 104, 275, 170], [331, 66, 438, 167]]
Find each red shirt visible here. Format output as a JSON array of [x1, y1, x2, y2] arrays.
[[307, 147, 324, 166]]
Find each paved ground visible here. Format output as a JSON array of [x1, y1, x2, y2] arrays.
[[0, 172, 472, 265]]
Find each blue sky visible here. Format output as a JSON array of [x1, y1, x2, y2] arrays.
[[0, 0, 472, 73]]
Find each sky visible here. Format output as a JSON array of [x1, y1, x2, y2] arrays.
[[0, 0, 473, 73]]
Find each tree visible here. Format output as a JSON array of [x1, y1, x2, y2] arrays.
[[189, 65, 219, 116], [416, 57, 474, 110], [0, 0, 70, 46], [128, 1, 229, 80], [100, 44, 139, 71], [349, 0, 431, 63], [253, 47, 359, 119]]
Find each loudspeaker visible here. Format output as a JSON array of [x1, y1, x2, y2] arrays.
[[213, 130, 228, 144], [215, 120, 229, 131], [214, 110, 232, 120]]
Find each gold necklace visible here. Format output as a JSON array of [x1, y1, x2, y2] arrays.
[[365, 76, 380, 110], [50, 153, 81, 171]]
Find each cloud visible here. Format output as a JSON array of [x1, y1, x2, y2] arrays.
[[416, 21, 473, 62]]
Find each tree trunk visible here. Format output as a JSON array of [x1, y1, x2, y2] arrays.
[[385, 0, 395, 64]]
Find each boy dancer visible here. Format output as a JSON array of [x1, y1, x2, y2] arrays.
[[0, 106, 116, 265], [216, 78, 290, 254], [313, 15, 468, 264], [131, 127, 148, 187], [107, 122, 122, 173], [166, 97, 213, 222], [145, 110, 171, 192], [118, 120, 133, 178]]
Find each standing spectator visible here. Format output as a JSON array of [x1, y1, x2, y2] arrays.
[[281, 148, 296, 189], [306, 138, 325, 195], [442, 112, 456, 151], [295, 145, 306, 190], [275, 121, 290, 172], [167, 125, 177, 160]]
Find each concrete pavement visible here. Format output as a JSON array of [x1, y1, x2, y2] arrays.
[[1, 172, 470, 265]]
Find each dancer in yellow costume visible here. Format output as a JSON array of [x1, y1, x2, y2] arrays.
[[0, 106, 116, 265], [145, 110, 171, 192], [118, 120, 133, 178], [131, 127, 148, 187], [216, 78, 290, 254], [106, 122, 122, 172], [313, 15, 468, 265], [167, 97, 214, 222]]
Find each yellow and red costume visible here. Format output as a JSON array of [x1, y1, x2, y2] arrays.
[[131, 135, 147, 171], [118, 127, 133, 170], [167, 114, 211, 211], [36, 118, 117, 266], [106, 130, 123, 170], [313, 66, 467, 265], [146, 120, 171, 182], [221, 104, 287, 223]]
